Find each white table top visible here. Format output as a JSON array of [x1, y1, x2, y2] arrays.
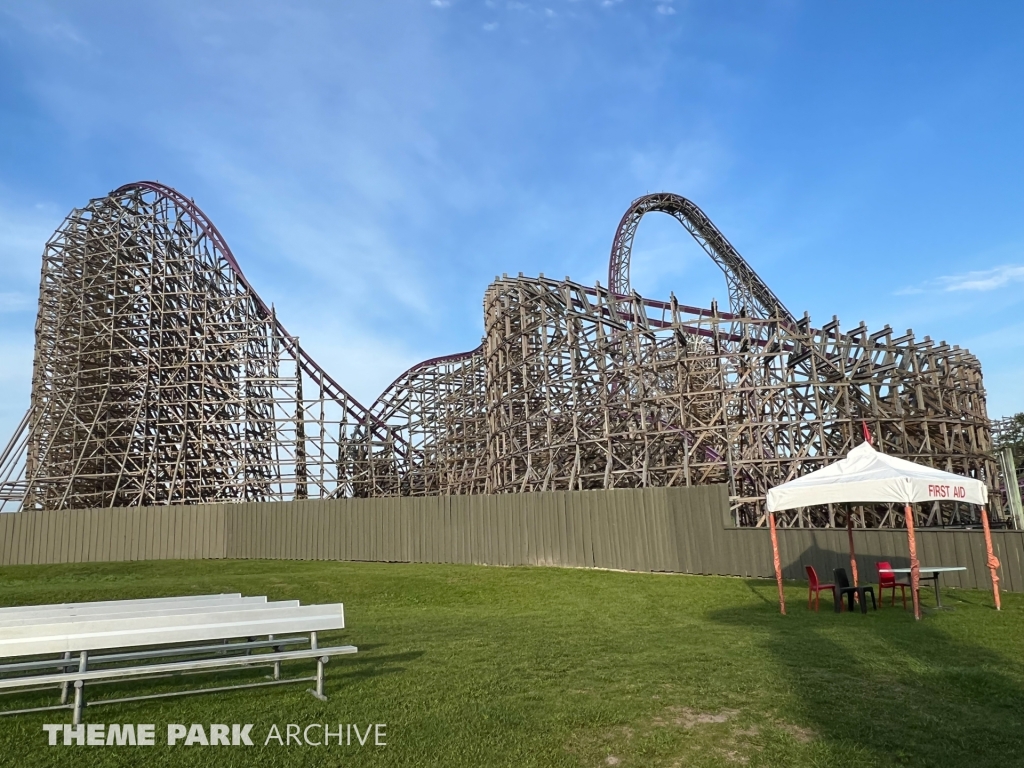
[[880, 567, 966, 573]]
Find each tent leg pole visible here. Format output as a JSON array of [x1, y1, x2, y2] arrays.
[[905, 504, 921, 620], [981, 506, 1001, 611], [769, 512, 786, 615]]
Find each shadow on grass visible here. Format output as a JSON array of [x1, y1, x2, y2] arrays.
[[942, 591, 990, 608], [745, 580, 775, 606], [710, 582, 1024, 767]]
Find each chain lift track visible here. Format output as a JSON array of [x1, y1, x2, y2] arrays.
[[0, 186, 1000, 527]]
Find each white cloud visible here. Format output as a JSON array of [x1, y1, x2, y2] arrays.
[[896, 264, 1024, 294], [940, 264, 1024, 291], [0, 293, 34, 313], [4, 0, 1013, 421], [0, 194, 56, 443], [0, 199, 55, 282], [1, 5, 487, 415], [0, 338, 33, 452], [624, 134, 730, 198], [656, 4, 676, 15], [1, 3, 89, 48]]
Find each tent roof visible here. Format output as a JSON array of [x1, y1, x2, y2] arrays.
[[765, 442, 988, 512]]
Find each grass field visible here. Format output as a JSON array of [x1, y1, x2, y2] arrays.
[[0, 560, 1022, 768]]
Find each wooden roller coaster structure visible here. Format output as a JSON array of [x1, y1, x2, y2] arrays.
[[0, 184, 1001, 527]]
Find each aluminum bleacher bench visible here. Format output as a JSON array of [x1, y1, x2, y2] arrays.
[[0, 594, 357, 723]]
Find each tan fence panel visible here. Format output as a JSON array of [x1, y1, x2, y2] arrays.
[[2, 488, 1023, 594]]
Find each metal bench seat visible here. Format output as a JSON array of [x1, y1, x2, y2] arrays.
[[0, 593, 251, 616], [0, 604, 346, 657], [0, 596, 357, 723], [0, 598, 290, 628]]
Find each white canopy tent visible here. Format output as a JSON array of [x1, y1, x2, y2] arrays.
[[765, 442, 1000, 619]]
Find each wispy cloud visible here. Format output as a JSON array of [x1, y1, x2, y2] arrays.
[[0, 197, 58, 281], [1, 3, 89, 48], [0, 293, 33, 313], [2, 0, 1021, 425], [941, 264, 1024, 291], [0, 192, 59, 436], [896, 264, 1024, 295]]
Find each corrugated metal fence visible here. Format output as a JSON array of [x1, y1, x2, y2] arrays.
[[2, 486, 1023, 592]]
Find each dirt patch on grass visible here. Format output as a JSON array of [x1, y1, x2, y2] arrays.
[[575, 706, 816, 768], [652, 706, 814, 743], [653, 706, 740, 729], [603, 725, 634, 741]]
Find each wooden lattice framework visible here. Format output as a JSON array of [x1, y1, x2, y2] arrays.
[[0, 186, 1000, 527], [3, 183, 403, 510]]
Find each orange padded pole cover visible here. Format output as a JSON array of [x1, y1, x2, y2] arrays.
[[905, 504, 921, 620], [981, 507, 1002, 611], [769, 511, 786, 615]]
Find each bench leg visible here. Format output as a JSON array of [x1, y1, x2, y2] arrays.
[[73, 681, 84, 725], [305, 632, 329, 701], [269, 635, 281, 680], [72, 651, 88, 725], [71, 651, 88, 724], [307, 656, 329, 702], [59, 651, 72, 705]]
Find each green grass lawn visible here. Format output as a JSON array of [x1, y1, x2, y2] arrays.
[[1, 560, 1022, 768]]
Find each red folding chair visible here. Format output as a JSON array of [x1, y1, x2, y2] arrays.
[[876, 560, 909, 608], [805, 565, 837, 612]]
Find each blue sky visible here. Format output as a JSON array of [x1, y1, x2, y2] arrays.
[[1, 0, 1022, 446]]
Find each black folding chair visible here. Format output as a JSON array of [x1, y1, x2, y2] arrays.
[[833, 567, 876, 614]]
